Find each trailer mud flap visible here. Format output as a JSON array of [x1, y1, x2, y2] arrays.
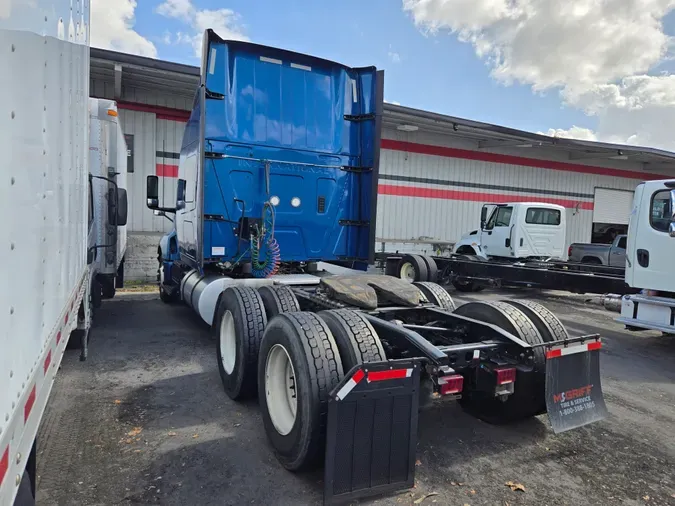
[[545, 341, 608, 433], [324, 360, 421, 505]]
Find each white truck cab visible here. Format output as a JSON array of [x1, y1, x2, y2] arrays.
[[617, 180, 675, 333], [453, 202, 567, 261]]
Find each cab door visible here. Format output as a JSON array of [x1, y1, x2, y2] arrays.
[[626, 182, 674, 291], [481, 205, 514, 258]]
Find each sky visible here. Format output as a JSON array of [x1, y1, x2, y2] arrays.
[[92, 0, 675, 152]]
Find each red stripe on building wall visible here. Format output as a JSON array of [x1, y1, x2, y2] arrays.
[[107, 99, 191, 122], [378, 184, 595, 210], [381, 139, 670, 180], [156, 163, 179, 177]]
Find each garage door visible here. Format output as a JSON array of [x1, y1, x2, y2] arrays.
[[593, 188, 635, 224]]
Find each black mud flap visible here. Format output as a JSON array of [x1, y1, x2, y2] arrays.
[[545, 340, 608, 433], [324, 359, 421, 505]]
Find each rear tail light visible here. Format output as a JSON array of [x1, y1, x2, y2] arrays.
[[438, 374, 463, 395], [568, 245, 572, 258], [495, 367, 516, 385]]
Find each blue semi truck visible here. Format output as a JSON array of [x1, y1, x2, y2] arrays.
[[146, 30, 608, 503]]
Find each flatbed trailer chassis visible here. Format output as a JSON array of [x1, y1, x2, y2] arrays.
[[381, 253, 637, 295]]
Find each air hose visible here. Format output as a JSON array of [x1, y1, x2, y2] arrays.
[[250, 201, 281, 278]]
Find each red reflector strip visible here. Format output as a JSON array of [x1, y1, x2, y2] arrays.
[[367, 368, 412, 382], [546, 349, 562, 359], [0, 447, 8, 486], [335, 368, 365, 401], [56, 331, 62, 345], [546, 341, 602, 360], [439, 374, 463, 395], [24, 385, 36, 423], [65, 313, 69, 324], [44, 350, 52, 375], [587, 341, 602, 351], [495, 367, 516, 385]]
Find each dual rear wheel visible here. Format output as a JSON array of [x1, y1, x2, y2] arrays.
[[213, 285, 385, 470]]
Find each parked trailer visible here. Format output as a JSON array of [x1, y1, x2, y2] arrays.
[[0, 8, 131, 503], [0, 2, 91, 504], [147, 31, 609, 504]]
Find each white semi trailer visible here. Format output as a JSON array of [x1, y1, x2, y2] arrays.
[[0, 3, 127, 504]]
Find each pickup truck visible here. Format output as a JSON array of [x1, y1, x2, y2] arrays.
[[568, 235, 627, 267]]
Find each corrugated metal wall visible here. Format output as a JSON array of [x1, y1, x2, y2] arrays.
[[376, 128, 666, 254], [91, 78, 192, 233]]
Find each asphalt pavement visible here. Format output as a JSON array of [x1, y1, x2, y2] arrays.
[[36, 288, 675, 506]]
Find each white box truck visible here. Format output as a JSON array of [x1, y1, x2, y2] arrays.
[[89, 98, 129, 306], [0, 3, 124, 504]]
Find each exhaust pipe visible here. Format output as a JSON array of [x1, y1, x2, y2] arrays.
[[602, 294, 622, 312]]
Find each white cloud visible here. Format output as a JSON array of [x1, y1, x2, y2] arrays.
[[388, 44, 401, 63], [403, 0, 675, 151], [156, 0, 248, 57], [91, 0, 157, 57], [385, 99, 402, 105], [540, 126, 598, 142]]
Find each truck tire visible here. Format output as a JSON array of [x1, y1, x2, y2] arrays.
[[453, 301, 546, 423], [258, 312, 343, 471], [215, 287, 267, 400], [500, 299, 568, 343], [420, 255, 438, 283], [318, 309, 386, 372], [258, 285, 301, 320], [414, 282, 456, 311], [397, 254, 428, 283]]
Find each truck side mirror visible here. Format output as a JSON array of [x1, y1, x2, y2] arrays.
[[147, 175, 159, 209], [116, 188, 128, 226], [480, 206, 488, 229]]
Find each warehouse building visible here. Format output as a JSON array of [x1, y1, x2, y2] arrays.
[[89, 48, 675, 280]]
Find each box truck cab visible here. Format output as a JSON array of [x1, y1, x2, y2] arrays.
[[617, 180, 675, 333], [88, 98, 129, 303], [453, 202, 566, 261]]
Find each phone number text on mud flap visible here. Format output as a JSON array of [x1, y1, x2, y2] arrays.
[[559, 395, 595, 416]]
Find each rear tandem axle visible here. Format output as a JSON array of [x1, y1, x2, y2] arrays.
[[203, 274, 607, 504]]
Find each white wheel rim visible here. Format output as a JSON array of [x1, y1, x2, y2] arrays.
[[265, 344, 297, 436], [400, 262, 416, 283], [219, 310, 236, 375]]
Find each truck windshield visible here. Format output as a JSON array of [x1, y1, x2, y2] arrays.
[[525, 207, 561, 225]]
